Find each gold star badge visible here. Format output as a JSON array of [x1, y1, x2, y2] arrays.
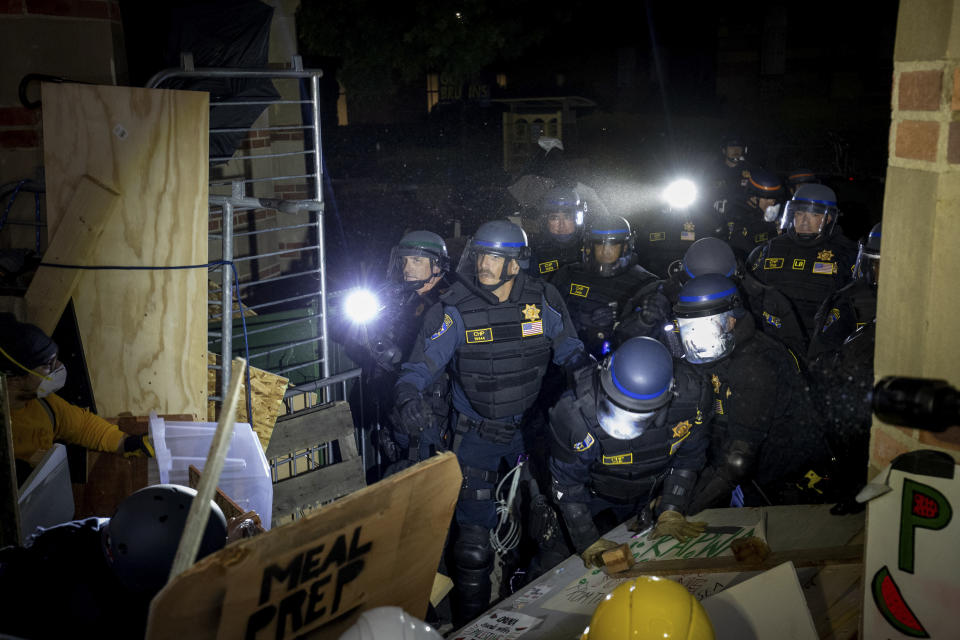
[[522, 304, 541, 322], [711, 374, 721, 394], [817, 249, 834, 261], [672, 420, 692, 439], [683, 221, 695, 232]]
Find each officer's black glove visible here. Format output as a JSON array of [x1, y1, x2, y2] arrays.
[[639, 294, 664, 326], [394, 384, 431, 435], [589, 305, 616, 328]]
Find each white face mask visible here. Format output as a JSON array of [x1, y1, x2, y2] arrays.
[[37, 364, 67, 398], [763, 203, 781, 222]]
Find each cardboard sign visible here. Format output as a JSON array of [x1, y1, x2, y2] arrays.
[[861, 450, 959, 639], [146, 452, 461, 640]]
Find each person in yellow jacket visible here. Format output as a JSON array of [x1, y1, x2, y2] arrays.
[[0, 313, 152, 482]]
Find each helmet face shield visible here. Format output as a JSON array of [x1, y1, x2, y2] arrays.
[[783, 199, 837, 241], [597, 391, 657, 440], [543, 210, 581, 244], [855, 246, 880, 287], [677, 311, 736, 363]]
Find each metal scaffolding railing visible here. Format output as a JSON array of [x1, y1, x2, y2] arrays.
[[148, 55, 336, 414]]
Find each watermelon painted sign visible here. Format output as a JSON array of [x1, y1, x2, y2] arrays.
[[862, 451, 959, 639]]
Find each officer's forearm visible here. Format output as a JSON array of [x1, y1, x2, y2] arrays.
[[659, 468, 698, 515], [558, 500, 600, 554]]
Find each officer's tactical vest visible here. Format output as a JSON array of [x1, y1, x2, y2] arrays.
[[531, 237, 582, 279], [448, 279, 552, 420], [550, 366, 712, 502], [562, 264, 658, 332], [757, 236, 851, 332]]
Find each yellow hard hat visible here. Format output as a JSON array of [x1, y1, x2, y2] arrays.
[[580, 576, 715, 640]]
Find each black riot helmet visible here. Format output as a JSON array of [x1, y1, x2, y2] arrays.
[[539, 186, 586, 246], [854, 222, 882, 288], [101, 484, 227, 594], [458, 219, 531, 291], [673, 274, 744, 364], [584, 214, 635, 277], [387, 230, 450, 292], [781, 183, 839, 245], [597, 337, 675, 440], [682, 237, 739, 279], [786, 168, 819, 195], [745, 168, 784, 206], [721, 135, 747, 166]]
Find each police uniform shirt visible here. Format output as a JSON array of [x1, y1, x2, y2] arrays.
[[397, 272, 585, 423]]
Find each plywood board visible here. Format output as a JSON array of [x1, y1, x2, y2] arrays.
[[145, 452, 462, 640], [24, 175, 121, 335], [41, 83, 209, 419], [207, 352, 289, 451]]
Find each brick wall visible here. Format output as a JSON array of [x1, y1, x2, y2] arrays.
[[0, 0, 123, 250], [870, 0, 960, 478]]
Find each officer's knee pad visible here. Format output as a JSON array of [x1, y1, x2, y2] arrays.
[[454, 524, 493, 571]]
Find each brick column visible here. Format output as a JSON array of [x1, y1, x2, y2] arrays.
[[870, 0, 960, 477]]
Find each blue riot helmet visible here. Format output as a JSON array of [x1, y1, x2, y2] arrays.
[[674, 274, 744, 364], [585, 214, 634, 277], [539, 186, 586, 245], [387, 230, 450, 292], [597, 337, 675, 440], [854, 222, 881, 288], [682, 237, 738, 279], [459, 219, 531, 291], [781, 183, 839, 245]]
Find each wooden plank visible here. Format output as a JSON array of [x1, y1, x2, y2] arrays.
[[272, 459, 365, 520], [265, 401, 354, 458], [24, 175, 121, 335], [170, 358, 245, 581], [146, 452, 462, 640], [0, 376, 22, 547], [41, 82, 209, 420], [605, 544, 863, 578], [207, 352, 288, 452]]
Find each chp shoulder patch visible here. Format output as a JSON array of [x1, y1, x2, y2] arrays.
[[430, 313, 454, 340], [573, 432, 595, 452]]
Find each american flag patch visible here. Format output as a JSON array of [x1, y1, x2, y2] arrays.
[[521, 321, 543, 336]]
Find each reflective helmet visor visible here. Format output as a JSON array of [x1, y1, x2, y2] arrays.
[[597, 392, 657, 440], [677, 311, 736, 363]]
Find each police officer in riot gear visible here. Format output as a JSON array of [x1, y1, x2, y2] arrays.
[[548, 337, 711, 567], [673, 275, 830, 512], [551, 215, 660, 359], [751, 183, 857, 359], [618, 236, 804, 363], [808, 222, 881, 359], [529, 186, 587, 282], [336, 230, 454, 475], [711, 135, 752, 207], [395, 219, 590, 625], [726, 168, 785, 261]]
